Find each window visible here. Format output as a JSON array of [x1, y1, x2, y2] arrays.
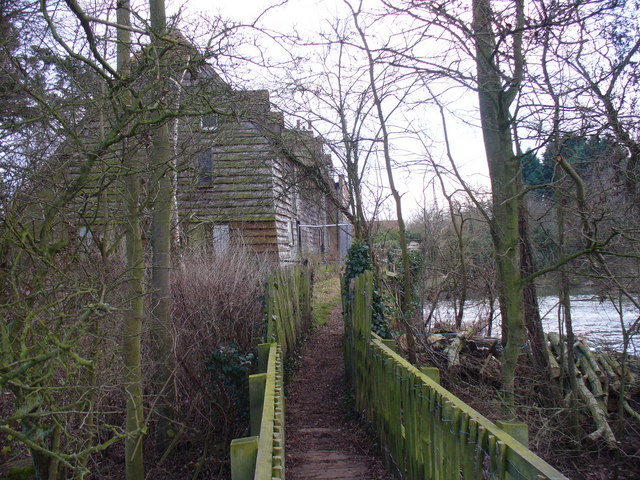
[[201, 114, 218, 131], [197, 149, 212, 185], [212, 225, 230, 253]]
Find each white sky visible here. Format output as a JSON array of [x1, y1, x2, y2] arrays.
[[172, 0, 491, 218]]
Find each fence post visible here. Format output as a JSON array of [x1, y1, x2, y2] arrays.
[[250, 373, 267, 436], [381, 338, 397, 352], [231, 436, 259, 480], [257, 343, 271, 373], [496, 420, 529, 447], [420, 366, 441, 384]]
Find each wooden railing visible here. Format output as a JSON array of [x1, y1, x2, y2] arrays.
[[230, 265, 311, 480], [265, 266, 312, 357], [230, 342, 285, 480], [345, 271, 570, 480]]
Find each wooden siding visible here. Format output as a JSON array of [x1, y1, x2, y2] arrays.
[[176, 90, 279, 256], [274, 129, 332, 263], [46, 63, 343, 264], [177, 82, 335, 264]]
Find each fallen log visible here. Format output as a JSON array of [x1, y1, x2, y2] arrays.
[[624, 401, 640, 422], [575, 350, 606, 410], [596, 354, 617, 383], [547, 332, 562, 357], [467, 336, 499, 351], [479, 354, 501, 383], [446, 328, 473, 368], [427, 334, 446, 345], [574, 341, 605, 382], [597, 355, 622, 399], [600, 353, 623, 377], [547, 345, 561, 379], [600, 353, 639, 394], [575, 373, 617, 448]]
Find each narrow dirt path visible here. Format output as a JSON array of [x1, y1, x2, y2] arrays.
[[285, 305, 391, 480]]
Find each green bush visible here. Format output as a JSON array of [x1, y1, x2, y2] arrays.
[[343, 240, 392, 339], [371, 285, 392, 339], [206, 345, 255, 424], [344, 239, 372, 282]]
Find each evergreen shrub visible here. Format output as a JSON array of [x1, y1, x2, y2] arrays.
[[343, 240, 392, 339]]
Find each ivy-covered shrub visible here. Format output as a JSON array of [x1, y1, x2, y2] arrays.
[[387, 247, 424, 282], [344, 239, 372, 282], [343, 240, 392, 339], [371, 286, 392, 339], [206, 345, 255, 429]]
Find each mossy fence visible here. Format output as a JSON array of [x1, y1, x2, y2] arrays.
[[230, 266, 312, 480], [345, 271, 570, 480]]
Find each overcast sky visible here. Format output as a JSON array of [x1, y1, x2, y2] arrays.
[[172, 0, 491, 218]]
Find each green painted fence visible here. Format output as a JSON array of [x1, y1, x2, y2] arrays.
[[230, 266, 311, 480], [231, 342, 285, 480], [265, 266, 312, 357], [345, 271, 570, 480]]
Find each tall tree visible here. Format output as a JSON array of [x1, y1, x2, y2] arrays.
[[471, 0, 525, 417], [148, 0, 175, 449], [348, 0, 418, 362], [433, 166, 469, 330], [117, 0, 145, 476], [283, 17, 383, 240], [567, 12, 640, 200]]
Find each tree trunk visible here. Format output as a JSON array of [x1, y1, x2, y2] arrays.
[[519, 202, 559, 406], [150, 121, 175, 448], [557, 192, 581, 441], [472, 0, 525, 418], [351, 5, 417, 362], [453, 210, 467, 330], [118, 1, 145, 477], [340, 114, 366, 239], [148, 0, 176, 450], [486, 280, 496, 337], [434, 169, 467, 330]]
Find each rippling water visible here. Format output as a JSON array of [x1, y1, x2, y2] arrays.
[[430, 294, 640, 353]]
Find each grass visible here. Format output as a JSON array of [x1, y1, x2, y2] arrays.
[[312, 264, 342, 328]]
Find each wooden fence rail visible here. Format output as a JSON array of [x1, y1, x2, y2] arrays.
[[265, 266, 312, 357], [231, 342, 285, 480], [345, 271, 570, 480], [230, 266, 311, 480]]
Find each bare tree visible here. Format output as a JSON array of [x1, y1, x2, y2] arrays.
[[280, 16, 385, 239], [346, 0, 421, 361], [432, 166, 470, 329], [115, 0, 146, 476], [0, 1, 240, 477], [147, 0, 176, 452]]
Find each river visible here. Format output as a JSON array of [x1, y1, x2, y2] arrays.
[[430, 294, 640, 353]]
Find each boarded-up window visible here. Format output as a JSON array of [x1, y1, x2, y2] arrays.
[[201, 114, 218, 131], [197, 149, 212, 185], [189, 223, 206, 251], [213, 225, 229, 253]]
